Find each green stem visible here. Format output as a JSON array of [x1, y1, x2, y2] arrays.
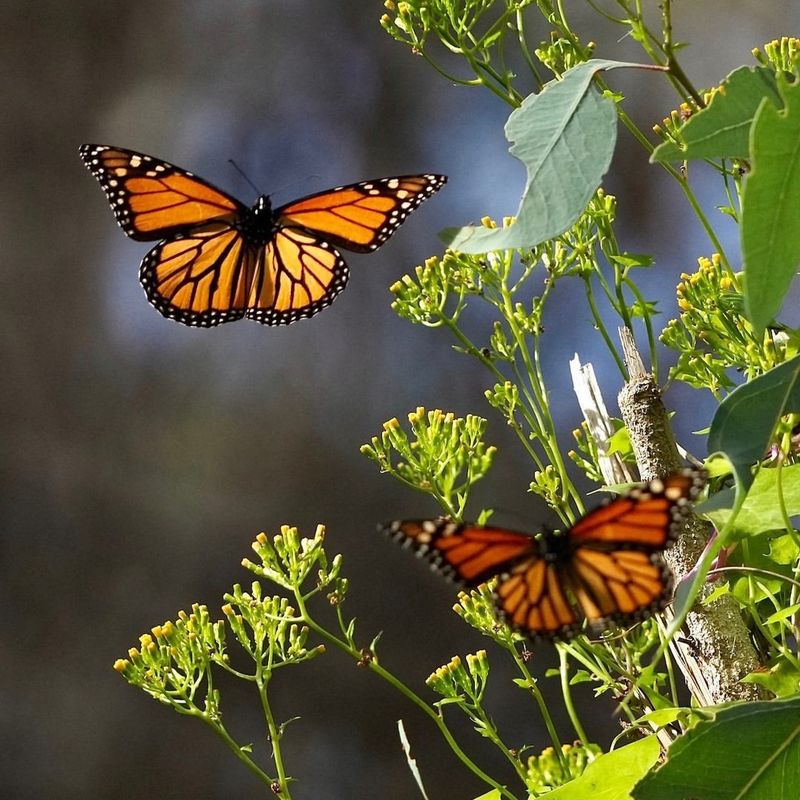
[[201, 712, 277, 788], [622, 276, 659, 383], [558, 646, 589, 743], [508, 646, 567, 771], [293, 595, 518, 800], [515, 8, 544, 88], [583, 275, 628, 379], [256, 675, 292, 798]]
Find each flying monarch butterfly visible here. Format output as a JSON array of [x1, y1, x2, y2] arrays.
[[79, 144, 446, 326], [381, 469, 705, 640]]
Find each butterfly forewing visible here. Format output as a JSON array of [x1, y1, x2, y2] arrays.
[[278, 174, 447, 253], [568, 469, 705, 549], [381, 520, 536, 585], [79, 144, 242, 241]]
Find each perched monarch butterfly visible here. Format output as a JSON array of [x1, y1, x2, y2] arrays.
[[381, 470, 705, 640], [79, 144, 446, 326]]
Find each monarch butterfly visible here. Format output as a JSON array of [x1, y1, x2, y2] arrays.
[[381, 470, 705, 640], [79, 144, 446, 326]]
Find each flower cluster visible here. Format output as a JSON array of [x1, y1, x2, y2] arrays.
[[661, 254, 799, 394]]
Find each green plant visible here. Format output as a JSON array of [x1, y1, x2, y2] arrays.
[[117, 3, 800, 798]]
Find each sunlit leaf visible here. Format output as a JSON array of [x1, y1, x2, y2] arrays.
[[542, 737, 660, 799], [633, 697, 800, 800], [651, 66, 779, 162], [701, 463, 800, 537], [742, 77, 800, 331], [743, 658, 800, 698], [707, 355, 800, 492], [442, 60, 640, 253]]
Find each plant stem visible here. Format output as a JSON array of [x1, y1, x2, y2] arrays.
[[293, 594, 519, 800], [557, 646, 589, 743], [201, 713, 277, 788], [256, 676, 292, 798]]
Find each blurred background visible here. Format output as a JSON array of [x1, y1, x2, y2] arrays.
[[2, 2, 797, 797]]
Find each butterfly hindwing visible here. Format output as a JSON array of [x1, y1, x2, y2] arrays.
[[79, 144, 242, 241], [245, 227, 349, 325], [277, 174, 447, 253], [139, 222, 252, 327], [495, 557, 582, 639]]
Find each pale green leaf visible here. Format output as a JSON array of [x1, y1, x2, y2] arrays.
[[442, 60, 640, 253], [707, 355, 800, 492], [633, 697, 800, 799], [701, 463, 800, 537]]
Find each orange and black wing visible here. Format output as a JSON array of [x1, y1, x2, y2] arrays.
[[561, 547, 673, 629], [568, 469, 705, 550], [381, 519, 536, 585], [277, 174, 447, 253], [563, 469, 706, 628], [139, 222, 253, 326], [139, 223, 348, 327], [79, 144, 243, 241], [382, 518, 582, 639], [244, 226, 348, 325]]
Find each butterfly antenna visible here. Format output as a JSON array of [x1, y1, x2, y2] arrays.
[[228, 159, 263, 197]]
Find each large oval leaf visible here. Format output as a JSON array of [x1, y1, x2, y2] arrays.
[[633, 697, 800, 800], [442, 60, 639, 254]]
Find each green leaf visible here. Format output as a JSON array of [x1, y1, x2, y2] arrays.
[[701, 581, 730, 605], [651, 66, 780, 162], [473, 792, 502, 800], [701, 463, 800, 537], [769, 532, 800, 565], [743, 658, 800, 698], [742, 77, 800, 331], [636, 708, 687, 728], [542, 737, 660, 799], [442, 59, 641, 253], [633, 697, 800, 800], [707, 355, 800, 492], [764, 603, 800, 625]]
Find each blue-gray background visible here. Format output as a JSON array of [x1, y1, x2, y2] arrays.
[[2, 3, 796, 798]]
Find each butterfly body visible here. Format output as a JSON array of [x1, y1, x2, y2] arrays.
[[382, 470, 705, 640], [238, 195, 279, 248], [80, 144, 446, 326]]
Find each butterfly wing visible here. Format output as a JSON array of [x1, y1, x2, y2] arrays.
[[563, 469, 705, 627], [568, 469, 705, 549], [381, 519, 535, 585], [382, 519, 581, 639], [79, 144, 243, 241], [276, 174, 447, 253], [139, 222, 253, 326], [245, 227, 348, 325], [139, 223, 348, 327]]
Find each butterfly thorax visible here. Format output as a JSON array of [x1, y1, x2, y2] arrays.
[[539, 528, 572, 564], [239, 195, 277, 247]]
